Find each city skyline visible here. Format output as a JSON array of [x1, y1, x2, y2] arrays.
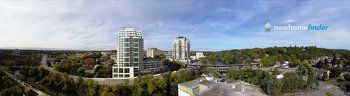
[[0, 0, 350, 51]]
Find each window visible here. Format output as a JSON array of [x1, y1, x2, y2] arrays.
[[124, 58, 130, 62], [119, 68, 123, 73], [125, 74, 130, 77], [132, 39, 138, 42], [124, 53, 129, 56], [133, 48, 138, 51], [124, 38, 129, 42], [125, 68, 130, 73], [114, 74, 118, 78], [124, 43, 129, 47], [134, 43, 139, 47], [114, 68, 118, 73], [124, 63, 129, 66], [119, 74, 123, 78]]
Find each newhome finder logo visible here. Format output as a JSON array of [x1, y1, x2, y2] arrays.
[[265, 23, 329, 32]]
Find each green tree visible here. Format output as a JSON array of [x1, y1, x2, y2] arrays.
[[344, 73, 350, 81], [85, 80, 98, 96], [330, 67, 341, 78], [209, 70, 220, 78], [322, 71, 329, 81], [296, 61, 313, 75], [282, 72, 305, 93], [272, 68, 280, 75]]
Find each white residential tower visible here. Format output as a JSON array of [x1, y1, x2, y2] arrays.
[[172, 36, 190, 64], [112, 28, 143, 79]]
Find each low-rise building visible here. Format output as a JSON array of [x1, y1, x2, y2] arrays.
[[178, 77, 266, 96], [146, 48, 162, 58], [142, 58, 166, 73], [190, 52, 205, 60], [165, 53, 173, 61]]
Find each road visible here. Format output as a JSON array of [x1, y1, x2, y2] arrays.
[[0, 67, 49, 96], [300, 82, 350, 96], [40, 54, 51, 71], [40, 54, 84, 80]]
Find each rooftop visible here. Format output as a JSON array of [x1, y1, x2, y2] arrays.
[[178, 78, 202, 89], [199, 80, 215, 86], [178, 78, 267, 96]]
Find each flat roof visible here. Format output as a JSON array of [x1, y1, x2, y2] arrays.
[[178, 78, 202, 89], [199, 80, 215, 86]]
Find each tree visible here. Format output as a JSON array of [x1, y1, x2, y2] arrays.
[[99, 85, 111, 96], [322, 71, 329, 81], [106, 59, 114, 66], [163, 59, 182, 71], [112, 80, 132, 96], [84, 58, 96, 69], [77, 67, 85, 76], [209, 70, 220, 78], [272, 68, 280, 75], [85, 80, 98, 96], [282, 72, 305, 93], [297, 61, 313, 75], [331, 55, 340, 65], [316, 60, 325, 68], [344, 73, 350, 81], [227, 68, 240, 80], [330, 67, 341, 78], [306, 72, 319, 89], [75, 76, 84, 94]]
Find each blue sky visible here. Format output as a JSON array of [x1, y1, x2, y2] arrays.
[[0, 0, 349, 51]]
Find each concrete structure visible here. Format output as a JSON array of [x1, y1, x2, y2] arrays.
[[172, 36, 190, 64], [113, 28, 143, 79], [178, 77, 266, 96], [178, 78, 201, 96], [146, 48, 162, 58]]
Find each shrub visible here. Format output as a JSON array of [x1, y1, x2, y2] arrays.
[[344, 73, 350, 81]]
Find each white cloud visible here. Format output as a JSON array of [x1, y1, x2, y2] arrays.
[[0, 0, 115, 50], [285, 19, 295, 23], [0, 0, 349, 51]]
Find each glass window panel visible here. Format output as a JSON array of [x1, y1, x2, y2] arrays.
[[119, 68, 123, 73]]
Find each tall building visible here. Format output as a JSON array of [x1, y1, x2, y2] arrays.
[[112, 28, 143, 79], [146, 48, 162, 58], [172, 36, 190, 64]]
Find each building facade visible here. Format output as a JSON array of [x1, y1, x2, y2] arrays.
[[142, 58, 166, 73], [191, 52, 205, 60], [172, 36, 190, 64], [112, 28, 143, 79], [146, 48, 162, 58]]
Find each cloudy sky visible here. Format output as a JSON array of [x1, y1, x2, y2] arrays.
[[0, 0, 349, 50]]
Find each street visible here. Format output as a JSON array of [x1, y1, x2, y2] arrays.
[[0, 67, 49, 96]]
